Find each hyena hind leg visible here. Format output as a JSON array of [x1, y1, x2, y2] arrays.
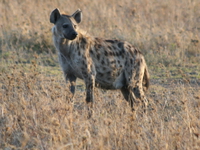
[[132, 86, 149, 112], [131, 60, 149, 112], [121, 86, 140, 111]]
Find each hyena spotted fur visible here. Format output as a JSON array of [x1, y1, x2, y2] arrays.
[[50, 8, 150, 111]]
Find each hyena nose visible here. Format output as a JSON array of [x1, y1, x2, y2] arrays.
[[71, 32, 78, 40], [73, 32, 78, 37]]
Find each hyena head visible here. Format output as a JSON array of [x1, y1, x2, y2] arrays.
[[50, 8, 82, 40]]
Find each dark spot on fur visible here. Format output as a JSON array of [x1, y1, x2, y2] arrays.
[[117, 60, 120, 64], [129, 49, 134, 56], [134, 48, 138, 55], [116, 52, 121, 56], [81, 37, 87, 45], [107, 77, 111, 81], [109, 52, 113, 56], [94, 41, 102, 49], [125, 61, 128, 66], [78, 51, 81, 56], [111, 60, 116, 64], [119, 51, 122, 55], [136, 59, 141, 65], [82, 71, 88, 77], [121, 48, 125, 53], [82, 55, 86, 59], [139, 58, 143, 64], [90, 49, 94, 55], [108, 46, 112, 50], [95, 37, 102, 43], [83, 63, 86, 68], [107, 59, 110, 65], [107, 71, 111, 75], [96, 66, 99, 70], [77, 43, 80, 49], [130, 59, 133, 64], [97, 53, 100, 60], [82, 60, 85, 65], [134, 48, 142, 55], [103, 67, 107, 71], [104, 51, 108, 56], [118, 42, 123, 49], [105, 40, 115, 43], [101, 59, 105, 65], [97, 44, 101, 48], [98, 72, 104, 77]]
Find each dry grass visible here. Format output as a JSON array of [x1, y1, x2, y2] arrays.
[[0, 0, 200, 149]]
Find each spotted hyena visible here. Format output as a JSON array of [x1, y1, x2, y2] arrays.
[[50, 8, 149, 111]]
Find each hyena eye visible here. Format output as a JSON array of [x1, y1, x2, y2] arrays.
[[63, 24, 69, 28], [74, 25, 77, 28]]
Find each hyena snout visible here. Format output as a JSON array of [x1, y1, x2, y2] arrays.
[[70, 31, 78, 40], [62, 23, 78, 40], [63, 30, 78, 40]]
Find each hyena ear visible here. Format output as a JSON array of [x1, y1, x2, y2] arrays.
[[71, 9, 82, 24], [50, 8, 61, 24]]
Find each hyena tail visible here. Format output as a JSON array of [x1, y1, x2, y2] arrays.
[[143, 64, 150, 92]]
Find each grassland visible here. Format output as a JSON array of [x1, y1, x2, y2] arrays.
[[0, 0, 200, 149]]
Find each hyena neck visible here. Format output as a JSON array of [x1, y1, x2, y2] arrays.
[[53, 27, 91, 55], [75, 29, 93, 48], [53, 32, 71, 55], [56, 37, 70, 55], [66, 29, 90, 52]]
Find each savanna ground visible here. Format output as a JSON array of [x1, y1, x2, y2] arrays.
[[0, 0, 200, 149]]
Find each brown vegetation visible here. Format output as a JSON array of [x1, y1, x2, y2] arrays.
[[0, 0, 200, 149]]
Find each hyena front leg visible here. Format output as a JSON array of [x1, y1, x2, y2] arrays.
[[68, 74, 77, 96], [81, 60, 96, 105], [64, 73, 77, 101], [83, 72, 95, 118], [84, 74, 95, 105]]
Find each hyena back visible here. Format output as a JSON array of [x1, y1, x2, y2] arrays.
[[50, 8, 149, 110]]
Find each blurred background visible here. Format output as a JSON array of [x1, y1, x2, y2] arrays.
[[0, 0, 200, 149], [1, 0, 200, 70]]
